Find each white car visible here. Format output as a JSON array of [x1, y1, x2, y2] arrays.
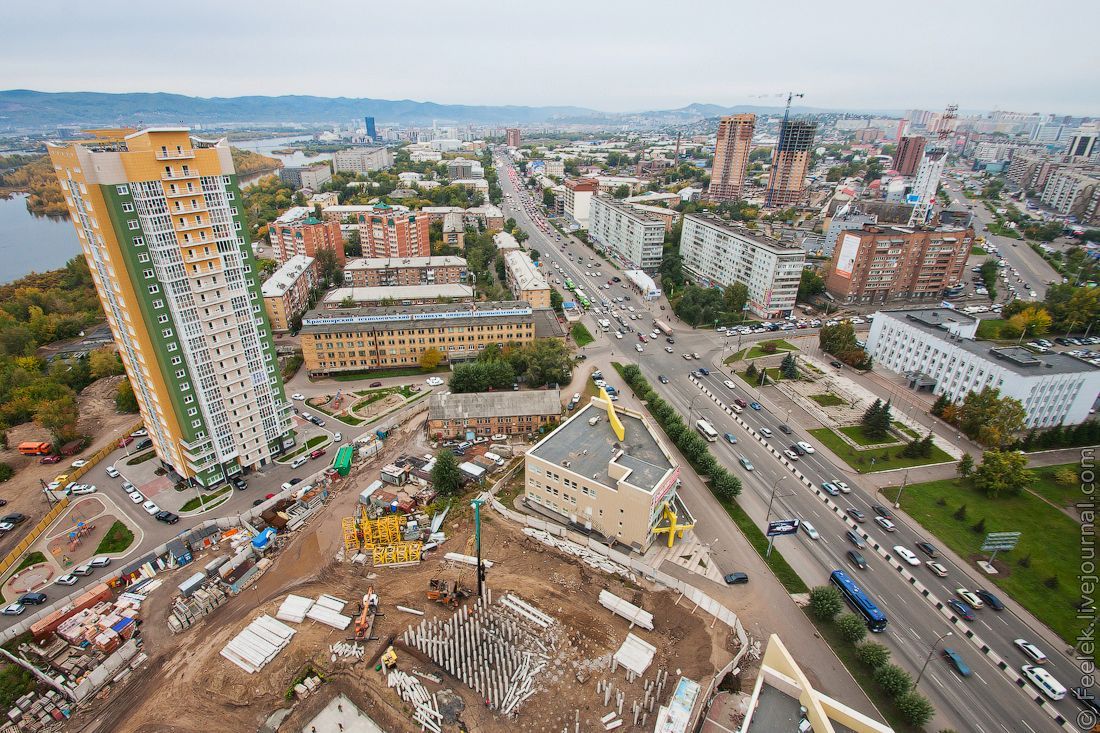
[[291, 393, 305, 401], [54, 574, 79, 586], [105, 466, 120, 478], [835, 480, 851, 494], [130, 429, 148, 437], [87, 556, 112, 568], [723, 380, 736, 390], [425, 377, 445, 387], [926, 561, 948, 577], [142, 500, 160, 516], [616, 332, 623, 339], [800, 521, 819, 540], [1014, 638, 1048, 664], [635, 344, 644, 353], [956, 588, 984, 608], [875, 516, 896, 532], [796, 441, 815, 454], [893, 546, 921, 566], [127, 490, 144, 504], [291, 456, 308, 469], [70, 484, 97, 496], [0, 522, 14, 532], [1, 603, 24, 616], [70, 459, 88, 468], [333, 432, 343, 442], [759, 427, 773, 438]]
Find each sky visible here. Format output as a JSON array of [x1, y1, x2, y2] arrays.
[[3, 0, 1098, 116]]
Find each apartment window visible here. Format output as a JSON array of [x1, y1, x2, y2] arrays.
[[152, 299, 164, 309], [142, 269, 154, 279], [175, 370, 185, 379], [226, 192, 235, 201], [166, 342, 177, 352], [162, 328, 174, 338], [115, 185, 129, 195], [191, 420, 201, 428], [127, 220, 139, 231], [132, 236, 145, 247], [148, 285, 160, 294], [157, 315, 169, 324], [121, 202, 135, 213], [234, 221, 242, 232], [137, 253, 150, 263], [184, 395, 194, 404], [171, 356, 182, 366], [180, 382, 190, 391], [187, 408, 198, 417]]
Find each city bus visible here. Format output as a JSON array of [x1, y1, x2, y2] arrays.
[[830, 570, 888, 632], [564, 278, 575, 291], [695, 419, 719, 442], [575, 289, 591, 308]]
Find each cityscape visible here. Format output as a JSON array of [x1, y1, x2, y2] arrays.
[[0, 2, 1098, 732]]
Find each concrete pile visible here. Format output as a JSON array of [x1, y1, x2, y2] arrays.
[[275, 595, 313, 624], [167, 584, 228, 633], [401, 588, 555, 717], [598, 590, 654, 631], [521, 528, 636, 581], [219, 615, 295, 674], [387, 670, 443, 733], [329, 642, 365, 661]]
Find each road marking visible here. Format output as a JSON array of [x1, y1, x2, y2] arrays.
[[974, 671, 988, 686], [907, 626, 921, 641], [1020, 721, 1036, 733]]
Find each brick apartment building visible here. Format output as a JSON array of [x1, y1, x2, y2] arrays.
[[427, 390, 561, 440], [357, 203, 431, 258], [269, 207, 346, 266], [342, 256, 467, 287]]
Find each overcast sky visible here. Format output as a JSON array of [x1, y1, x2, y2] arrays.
[[3, 0, 1097, 115]]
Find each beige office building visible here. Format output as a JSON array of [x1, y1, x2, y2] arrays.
[[503, 250, 551, 308]]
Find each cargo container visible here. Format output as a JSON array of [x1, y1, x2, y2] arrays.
[[334, 444, 353, 476]]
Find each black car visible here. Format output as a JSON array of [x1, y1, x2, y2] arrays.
[[137, 439, 153, 450], [916, 541, 938, 558], [289, 478, 303, 486], [871, 504, 893, 519], [723, 572, 749, 585], [830, 360, 844, 368], [975, 588, 1005, 611], [658, 375, 669, 384], [791, 444, 806, 456], [1071, 688, 1100, 717], [1, 514, 26, 525], [666, 337, 675, 344], [18, 592, 46, 605], [847, 550, 868, 569], [947, 599, 975, 621], [231, 477, 247, 490], [778, 424, 792, 435], [154, 510, 179, 524]]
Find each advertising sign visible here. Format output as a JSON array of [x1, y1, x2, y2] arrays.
[[767, 519, 801, 537], [835, 233, 861, 279]]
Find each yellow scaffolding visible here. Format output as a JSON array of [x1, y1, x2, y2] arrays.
[[373, 542, 423, 566], [363, 515, 406, 548], [342, 517, 360, 552]]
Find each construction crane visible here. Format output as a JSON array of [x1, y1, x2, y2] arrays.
[[765, 91, 805, 209], [907, 103, 958, 227], [351, 586, 380, 641]]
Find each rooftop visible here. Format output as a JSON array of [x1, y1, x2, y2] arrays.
[[684, 213, 806, 254], [301, 301, 534, 334], [592, 194, 667, 224], [429, 390, 561, 420], [529, 400, 674, 493], [505, 250, 550, 292], [261, 255, 315, 297], [344, 256, 467, 270], [322, 284, 473, 304], [273, 206, 314, 225]]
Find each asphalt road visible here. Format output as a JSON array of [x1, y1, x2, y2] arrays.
[[497, 158, 1084, 732]]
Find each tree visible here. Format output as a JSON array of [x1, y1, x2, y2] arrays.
[[339, 295, 356, 308], [115, 378, 139, 413], [314, 246, 341, 286], [89, 348, 124, 379], [512, 339, 572, 388], [419, 347, 444, 372], [972, 449, 1032, 498], [957, 453, 974, 479], [542, 189, 555, 208], [836, 613, 868, 643], [1054, 466, 1078, 485], [872, 664, 913, 698], [861, 399, 892, 439], [780, 353, 798, 380], [612, 184, 630, 199], [745, 362, 758, 379], [1008, 306, 1052, 337], [798, 268, 826, 302], [808, 585, 843, 621], [430, 449, 464, 497], [35, 395, 79, 443], [956, 386, 1026, 448], [855, 642, 891, 669], [550, 288, 564, 314], [895, 692, 935, 726], [712, 471, 741, 502], [722, 283, 749, 315], [931, 393, 950, 417]]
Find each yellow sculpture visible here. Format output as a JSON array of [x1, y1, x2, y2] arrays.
[[599, 387, 625, 441], [652, 500, 695, 548]]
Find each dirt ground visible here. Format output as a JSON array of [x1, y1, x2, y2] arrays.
[[68, 414, 734, 733], [0, 376, 136, 557]]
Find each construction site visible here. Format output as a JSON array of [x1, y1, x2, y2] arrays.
[[33, 411, 743, 733]]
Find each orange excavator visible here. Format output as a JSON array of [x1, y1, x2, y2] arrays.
[[352, 586, 380, 641], [426, 578, 471, 608]]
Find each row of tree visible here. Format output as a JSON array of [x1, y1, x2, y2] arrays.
[[931, 385, 1026, 449], [447, 341, 574, 393], [818, 322, 872, 370]]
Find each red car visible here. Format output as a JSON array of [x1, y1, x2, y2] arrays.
[[40, 455, 61, 465], [309, 449, 326, 459], [734, 398, 748, 409], [118, 436, 134, 448]]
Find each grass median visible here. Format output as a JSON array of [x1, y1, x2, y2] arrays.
[[180, 485, 233, 513], [94, 521, 135, 554], [808, 427, 953, 473], [809, 393, 846, 407], [571, 323, 594, 347]]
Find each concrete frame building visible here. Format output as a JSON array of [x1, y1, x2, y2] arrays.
[[428, 390, 561, 440], [342, 256, 467, 287], [278, 162, 332, 191], [867, 308, 1100, 427], [765, 120, 816, 207], [503, 250, 551, 308], [331, 147, 393, 175], [1006, 154, 1063, 193], [269, 207, 346, 266], [892, 135, 927, 177], [261, 254, 317, 332], [357, 204, 431, 258], [1067, 130, 1099, 160], [679, 214, 805, 318], [708, 113, 756, 201], [588, 195, 665, 272], [321, 283, 473, 308], [505, 128, 521, 148], [564, 178, 599, 228], [524, 396, 693, 551], [1040, 168, 1100, 224], [364, 116, 377, 142], [48, 128, 293, 487], [825, 225, 973, 304]]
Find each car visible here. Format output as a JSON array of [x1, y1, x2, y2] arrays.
[[974, 588, 1004, 610], [333, 432, 343, 442], [128, 490, 144, 503], [70, 565, 93, 576], [733, 398, 748, 408], [783, 449, 799, 461], [692, 353, 700, 359], [666, 337, 675, 344], [1, 513, 26, 525], [846, 508, 866, 523], [291, 393, 305, 401], [142, 500, 160, 516], [796, 441, 815, 454], [1022, 664, 1065, 700], [121, 481, 135, 492], [291, 457, 308, 469], [1071, 687, 1100, 716], [871, 504, 892, 519], [916, 541, 938, 558], [875, 516, 896, 532], [130, 429, 148, 437], [698, 367, 710, 376], [800, 521, 819, 540], [426, 376, 445, 387], [658, 375, 669, 384], [791, 443, 806, 456], [154, 510, 179, 524], [947, 599, 975, 621], [956, 588, 984, 608], [738, 457, 754, 471], [87, 556, 112, 568], [926, 561, 948, 577], [136, 439, 152, 450], [40, 454, 61, 464], [1, 603, 24, 616], [54, 574, 79, 586], [117, 436, 134, 448], [723, 572, 749, 585], [830, 360, 844, 368], [893, 546, 920, 566], [778, 424, 792, 435], [845, 529, 866, 548], [759, 427, 773, 438], [723, 433, 738, 445], [682, 353, 693, 360], [942, 647, 973, 678], [835, 480, 850, 493], [664, 346, 674, 353], [749, 402, 762, 411], [723, 380, 736, 390], [69, 484, 97, 496], [105, 465, 120, 478], [820, 482, 839, 496], [18, 592, 47, 605], [840, 549, 867, 570]]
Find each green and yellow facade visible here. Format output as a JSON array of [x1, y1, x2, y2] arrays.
[[48, 128, 294, 487]]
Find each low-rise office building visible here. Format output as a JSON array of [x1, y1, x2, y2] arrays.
[[824, 225, 973, 304], [342, 255, 467, 287], [564, 178, 599, 228], [452, 178, 489, 196], [866, 308, 1100, 427], [589, 195, 665, 272], [679, 214, 805, 318], [332, 147, 393, 174], [524, 396, 693, 551], [269, 207, 346, 266], [279, 162, 332, 191], [261, 255, 318, 332], [322, 284, 473, 308], [300, 301, 540, 376], [503, 250, 551, 308], [427, 390, 561, 440]]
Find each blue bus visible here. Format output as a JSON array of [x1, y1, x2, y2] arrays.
[[830, 570, 888, 632]]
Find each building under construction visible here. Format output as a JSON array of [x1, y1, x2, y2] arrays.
[[765, 119, 817, 208]]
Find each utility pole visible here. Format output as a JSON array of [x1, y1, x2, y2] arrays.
[[765, 92, 804, 209], [894, 469, 910, 509], [916, 631, 953, 685]]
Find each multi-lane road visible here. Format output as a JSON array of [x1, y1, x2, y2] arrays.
[[496, 154, 1088, 732]]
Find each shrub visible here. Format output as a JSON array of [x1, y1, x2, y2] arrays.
[[855, 642, 891, 669], [836, 613, 867, 643], [0, 464, 12, 483], [971, 517, 986, 534], [1044, 575, 1060, 589], [936, 497, 947, 506], [953, 504, 968, 520], [872, 663, 913, 698], [896, 691, 936, 726], [1017, 554, 1031, 568], [808, 585, 843, 622]]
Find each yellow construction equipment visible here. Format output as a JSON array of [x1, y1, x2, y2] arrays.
[[352, 586, 380, 641], [380, 645, 397, 670], [373, 541, 422, 566], [427, 578, 471, 608]]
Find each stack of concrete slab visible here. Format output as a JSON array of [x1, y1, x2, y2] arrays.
[[220, 615, 296, 674], [314, 594, 348, 613], [306, 596, 352, 630], [276, 594, 314, 624], [613, 633, 656, 676], [599, 590, 654, 631]]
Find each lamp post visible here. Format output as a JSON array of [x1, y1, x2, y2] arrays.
[[765, 476, 789, 523], [894, 469, 910, 509], [916, 631, 953, 685], [688, 393, 705, 423]]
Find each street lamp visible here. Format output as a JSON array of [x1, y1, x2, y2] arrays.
[[688, 393, 705, 422], [916, 631, 953, 685], [765, 476, 789, 523], [894, 469, 910, 509]]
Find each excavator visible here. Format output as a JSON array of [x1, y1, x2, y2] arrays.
[[426, 578, 471, 608], [352, 586, 380, 641]]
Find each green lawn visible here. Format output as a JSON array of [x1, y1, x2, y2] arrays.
[[808, 427, 954, 473], [976, 318, 1010, 340], [571, 323, 594, 347], [721, 499, 807, 594], [887, 475, 1084, 647], [970, 246, 988, 256], [1029, 463, 1088, 510], [893, 421, 920, 440], [14, 552, 46, 573], [736, 367, 783, 385], [125, 451, 156, 466], [94, 521, 135, 554], [725, 339, 798, 363], [809, 393, 846, 407], [838, 425, 903, 447], [180, 485, 234, 513]]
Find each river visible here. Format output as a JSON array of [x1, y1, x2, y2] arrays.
[[0, 194, 81, 284], [232, 135, 333, 187]]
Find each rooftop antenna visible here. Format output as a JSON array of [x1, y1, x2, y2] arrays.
[[765, 92, 805, 208]]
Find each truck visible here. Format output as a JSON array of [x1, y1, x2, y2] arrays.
[[18, 441, 52, 456], [597, 318, 611, 331], [653, 320, 673, 336]]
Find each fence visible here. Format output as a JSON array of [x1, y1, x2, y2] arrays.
[[65, 420, 145, 483], [0, 498, 70, 579]]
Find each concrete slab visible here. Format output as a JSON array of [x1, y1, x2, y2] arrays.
[[301, 693, 385, 733]]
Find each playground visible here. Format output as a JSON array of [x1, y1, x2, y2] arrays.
[[306, 384, 427, 427]]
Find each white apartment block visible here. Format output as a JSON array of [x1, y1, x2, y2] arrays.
[[588, 195, 665, 272], [331, 147, 394, 174], [679, 214, 805, 318], [867, 309, 1100, 428], [1040, 168, 1100, 223], [503, 250, 551, 309]]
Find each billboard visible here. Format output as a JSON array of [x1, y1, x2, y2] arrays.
[[835, 233, 861, 279], [767, 519, 801, 537], [906, 193, 921, 204]]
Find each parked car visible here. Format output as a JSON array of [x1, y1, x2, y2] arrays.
[[54, 574, 79, 586], [136, 439, 152, 450], [291, 457, 308, 469], [40, 454, 61, 465], [426, 377, 445, 387], [130, 429, 148, 437], [18, 593, 47, 606], [291, 393, 305, 400], [369, 381, 383, 388], [142, 500, 160, 516], [69, 484, 97, 496], [871, 504, 893, 519], [154, 511, 179, 524], [127, 490, 144, 504], [231, 476, 247, 490], [87, 556, 112, 568], [105, 466, 120, 478], [1, 603, 24, 616], [723, 572, 749, 585], [1, 514, 26, 525]]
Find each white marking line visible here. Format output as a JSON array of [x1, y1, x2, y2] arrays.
[[974, 671, 988, 685], [1020, 721, 1036, 733], [907, 626, 921, 641]]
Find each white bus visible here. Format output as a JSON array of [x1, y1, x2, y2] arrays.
[[695, 419, 719, 442]]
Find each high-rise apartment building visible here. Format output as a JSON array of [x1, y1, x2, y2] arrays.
[[588, 195, 665, 272], [765, 120, 816, 207], [707, 114, 756, 201], [47, 128, 294, 487], [892, 135, 926, 177], [357, 203, 431, 258], [1067, 129, 1099, 160], [268, 207, 346, 266], [908, 149, 947, 225], [364, 116, 377, 142], [506, 128, 521, 147]]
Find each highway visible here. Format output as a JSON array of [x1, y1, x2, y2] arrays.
[[496, 152, 1086, 733]]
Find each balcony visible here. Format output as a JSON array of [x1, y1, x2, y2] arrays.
[[172, 202, 208, 215], [155, 149, 195, 161], [162, 169, 200, 181], [164, 186, 201, 198], [175, 219, 211, 232]]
